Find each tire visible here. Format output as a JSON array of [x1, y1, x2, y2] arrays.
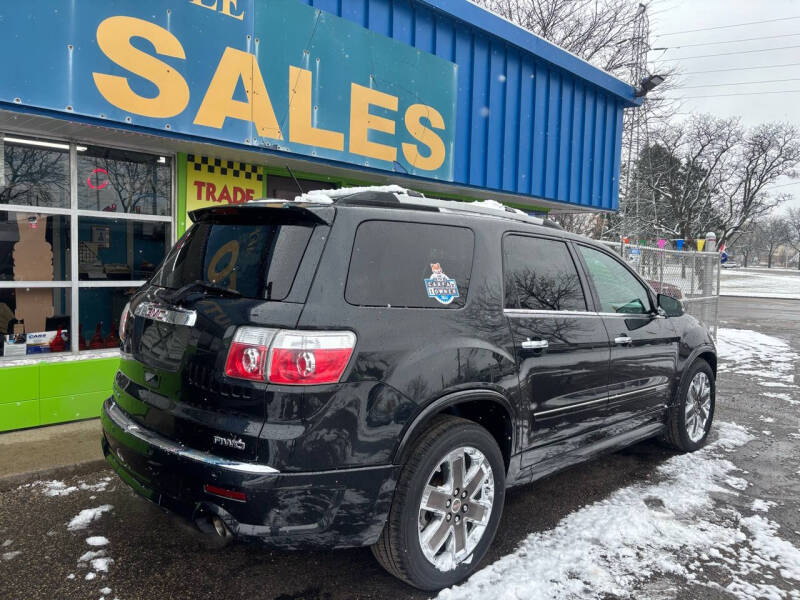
[[662, 359, 715, 452], [372, 415, 505, 591]]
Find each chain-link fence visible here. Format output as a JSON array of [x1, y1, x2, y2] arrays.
[[599, 241, 720, 339]]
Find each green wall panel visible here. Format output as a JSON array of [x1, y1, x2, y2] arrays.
[[0, 400, 39, 432], [0, 366, 39, 404], [39, 391, 108, 426], [39, 358, 119, 398], [0, 357, 117, 431]]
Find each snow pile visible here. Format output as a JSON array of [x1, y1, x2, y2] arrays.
[[85, 536, 109, 547], [294, 184, 408, 204], [470, 199, 527, 215], [67, 506, 113, 531], [716, 328, 799, 403], [2, 550, 21, 561], [438, 422, 800, 600]]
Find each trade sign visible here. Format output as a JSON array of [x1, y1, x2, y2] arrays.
[[0, 0, 458, 181]]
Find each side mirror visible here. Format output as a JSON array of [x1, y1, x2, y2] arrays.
[[657, 293, 684, 317]]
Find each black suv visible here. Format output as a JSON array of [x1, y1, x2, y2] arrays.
[[101, 187, 717, 590]]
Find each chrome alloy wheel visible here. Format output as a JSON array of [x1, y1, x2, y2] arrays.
[[685, 371, 712, 442], [417, 446, 495, 572]]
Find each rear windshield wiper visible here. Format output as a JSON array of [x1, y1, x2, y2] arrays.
[[163, 280, 242, 304]]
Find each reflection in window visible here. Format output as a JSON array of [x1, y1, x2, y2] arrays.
[[503, 236, 586, 311], [77, 146, 171, 215], [79, 287, 136, 350], [579, 246, 651, 314], [78, 217, 170, 281], [0, 136, 69, 208], [0, 211, 70, 281], [0, 287, 70, 356]]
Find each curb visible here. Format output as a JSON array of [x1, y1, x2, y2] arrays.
[[0, 458, 108, 492]]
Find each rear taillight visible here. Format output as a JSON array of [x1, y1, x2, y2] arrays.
[[268, 331, 357, 385], [224, 327, 356, 385], [119, 302, 131, 342], [224, 327, 276, 381]]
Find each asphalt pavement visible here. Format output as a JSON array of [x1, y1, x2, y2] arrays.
[[1, 296, 798, 600]]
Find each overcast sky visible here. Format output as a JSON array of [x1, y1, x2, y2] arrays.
[[647, 0, 800, 213]]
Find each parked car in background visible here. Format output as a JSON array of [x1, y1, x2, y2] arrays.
[[101, 187, 718, 590], [646, 280, 684, 299]]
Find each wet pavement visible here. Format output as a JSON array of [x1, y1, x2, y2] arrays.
[[1, 296, 798, 600]]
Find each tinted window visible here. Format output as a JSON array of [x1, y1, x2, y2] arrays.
[[503, 236, 586, 311], [151, 221, 314, 300], [346, 221, 474, 308], [579, 246, 651, 314]]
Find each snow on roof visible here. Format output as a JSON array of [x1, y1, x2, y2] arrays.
[[295, 185, 408, 204], [471, 199, 528, 215]]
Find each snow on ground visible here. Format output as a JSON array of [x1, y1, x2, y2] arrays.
[[2, 550, 22, 561], [78, 537, 113, 582], [720, 268, 800, 299], [85, 536, 109, 546], [437, 422, 800, 600], [716, 328, 799, 403], [67, 506, 113, 531], [27, 477, 113, 497]]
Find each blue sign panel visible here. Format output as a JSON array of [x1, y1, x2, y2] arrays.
[[0, 0, 457, 181]]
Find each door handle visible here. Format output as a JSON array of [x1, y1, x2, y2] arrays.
[[521, 338, 549, 350], [614, 335, 633, 345]]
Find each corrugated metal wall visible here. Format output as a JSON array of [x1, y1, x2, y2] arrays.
[[300, 0, 629, 211]]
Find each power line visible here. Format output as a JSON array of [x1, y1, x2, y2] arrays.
[[656, 43, 800, 61], [653, 31, 800, 50], [676, 77, 800, 89], [654, 15, 800, 37], [680, 62, 800, 75], [665, 89, 800, 99]]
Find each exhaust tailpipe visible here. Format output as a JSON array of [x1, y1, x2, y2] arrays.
[[211, 515, 230, 538]]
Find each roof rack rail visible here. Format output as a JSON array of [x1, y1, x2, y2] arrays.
[[254, 185, 556, 229]]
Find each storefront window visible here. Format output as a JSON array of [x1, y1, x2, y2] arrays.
[[78, 287, 136, 350], [0, 287, 71, 357], [78, 217, 169, 281], [0, 136, 70, 208], [0, 134, 173, 359], [0, 211, 70, 281], [77, 146, 171, 215]]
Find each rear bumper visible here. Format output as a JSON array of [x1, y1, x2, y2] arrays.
[[101, 398, 398, 548]]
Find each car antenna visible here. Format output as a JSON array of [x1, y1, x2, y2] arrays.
[[286, 166, 305, 195]]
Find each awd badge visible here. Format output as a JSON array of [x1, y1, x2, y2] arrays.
[[424, 263, 460, 305]]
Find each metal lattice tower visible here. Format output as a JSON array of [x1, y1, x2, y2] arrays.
[[620, 3, 651, 240]]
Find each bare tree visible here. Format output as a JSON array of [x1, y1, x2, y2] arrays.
[[548, 211, 604, 237], [787, 207, 800, 270], [0, 144, 69, 207], [634, 115, 740, 240], [476, 0, 642, 76], [625, 116, 800, 244], [714, 123, 800, 245], [728, 221, 763, 268], [759, 216, 791, 269]]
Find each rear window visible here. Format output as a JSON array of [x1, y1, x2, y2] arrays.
[[346, 220, 474, 308], [151, 221, 314, 300]]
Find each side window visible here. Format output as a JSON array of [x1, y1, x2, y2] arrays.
[[346, 221, 474, 308], [502, 236, 587, 311], [579, 246, 652, 315]]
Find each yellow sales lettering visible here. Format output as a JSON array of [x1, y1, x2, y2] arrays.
[[92, 17, 447, 171]]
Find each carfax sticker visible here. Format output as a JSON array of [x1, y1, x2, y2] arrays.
[[424, 263, 460, 304]]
